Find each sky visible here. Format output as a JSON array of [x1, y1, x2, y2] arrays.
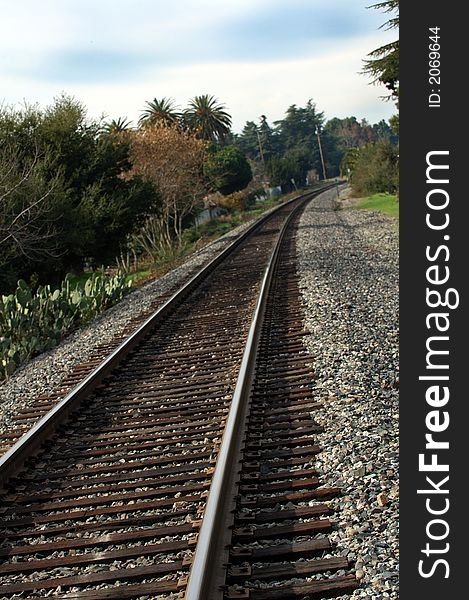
[[0, 0, 397, 133]]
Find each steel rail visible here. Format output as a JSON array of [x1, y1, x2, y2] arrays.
[[0, 185, 332, 489], [184, 190, 313, 600]]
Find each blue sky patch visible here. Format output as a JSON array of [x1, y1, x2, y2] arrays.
[[30, 49, 151, 83]]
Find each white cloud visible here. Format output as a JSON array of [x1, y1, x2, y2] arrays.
[[4, 31, 391, 130], [1, 4, 396, 130], [1, 0, 262, 57]]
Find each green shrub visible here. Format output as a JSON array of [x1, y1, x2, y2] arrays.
[[245, 187, 266, 208], [218, 190, 248, 211], [204, 146, 252, 195], [350, 141, 399, 196], [0, 273, 131, 379]]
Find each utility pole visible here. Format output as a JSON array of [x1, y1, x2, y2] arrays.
[[256, 125, 269, 187], [256, 127, 265, 167], [316, 127, 327, 181]]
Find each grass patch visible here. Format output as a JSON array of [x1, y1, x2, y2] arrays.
[[64, 272, 94, 287], [125, 269, 152, 286], [356, 193, 399, 217], [64, 268, 152, 290]]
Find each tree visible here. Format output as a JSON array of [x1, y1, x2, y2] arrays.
[[340, 147, 360, 178], [0, 96, 156, 289], [236, 121, 263, 161], [127, 124, 208, 248], [38, 96, 156, 270], [349, 141, 399, 195], [184, 95, 232, 143], [372, 118, 397, 143], [388, 114, 399, 137], [272, 100, 334, 179], [267, 154, 304, 193], [361, 1, 399, 195], [324, 116, 377, 150], [274, 100, 324, 151], [204, 146, 252, 195], [323, 116, 396, 176], [71, 135, 157, 267], [103, 117, 133, 134], [139, 97, 181, 127], [236, 101, 347, 184], [0, 143, 65, 291], [363, 1, 399, 103]]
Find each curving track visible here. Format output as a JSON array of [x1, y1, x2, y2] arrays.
[[0, 186, 358, 599]]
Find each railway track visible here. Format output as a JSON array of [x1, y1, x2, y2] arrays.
[[0, 185, 358, 599]]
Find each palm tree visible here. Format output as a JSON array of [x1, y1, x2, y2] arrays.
[[139, 97, 181, 127], [184, 94, 232, 143], [103, 117, 133, 134]]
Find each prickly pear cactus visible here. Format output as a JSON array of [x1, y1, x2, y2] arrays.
[[0, 273, 132, 380]]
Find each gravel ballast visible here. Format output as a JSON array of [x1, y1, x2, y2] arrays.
[[0, 187, 399, 598], [297, 186, 399, 598]]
